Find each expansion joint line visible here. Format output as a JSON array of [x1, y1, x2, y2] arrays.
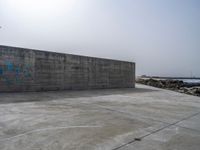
[[112, 111, 200, 150], [95, 104, 200, 134], [92, 103, 169, 125]]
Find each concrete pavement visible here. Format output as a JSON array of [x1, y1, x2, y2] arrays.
[[0, 84, 200, 150]]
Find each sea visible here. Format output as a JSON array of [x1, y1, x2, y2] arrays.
[[141, 77, 200, 84], [179, 79, 200, 84]]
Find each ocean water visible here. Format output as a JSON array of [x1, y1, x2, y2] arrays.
[[180, 79, 200, 83], [141, 77, 200, 84]]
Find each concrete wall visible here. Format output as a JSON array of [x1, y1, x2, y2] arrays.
[[0, 45, 135, 92]]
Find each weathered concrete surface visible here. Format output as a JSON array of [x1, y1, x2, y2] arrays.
[[0, 84, 200, 150], [0, 45, 135, 92]]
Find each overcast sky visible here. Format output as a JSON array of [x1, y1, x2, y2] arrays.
[[0, 0, 199, 77]]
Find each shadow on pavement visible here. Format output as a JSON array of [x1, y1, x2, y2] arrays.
[[0, 87, 158, 104]]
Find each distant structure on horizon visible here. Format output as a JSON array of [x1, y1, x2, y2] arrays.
[[140, 75, 200, 80]]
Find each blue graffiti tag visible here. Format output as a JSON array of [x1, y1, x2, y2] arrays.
[[0, 59, 33, 86], [15, 67, 20, 75], [5, 61, 13, 71], [0, 67, 3, 75]]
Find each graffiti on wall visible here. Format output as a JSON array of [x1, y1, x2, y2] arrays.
[[0, 56, 33, 86]]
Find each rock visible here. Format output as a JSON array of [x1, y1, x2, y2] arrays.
[[136, 78, 199, 97], [192, 88, 200, 96]]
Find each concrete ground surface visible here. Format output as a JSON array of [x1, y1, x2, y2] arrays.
[[0, 84, 200, 150]]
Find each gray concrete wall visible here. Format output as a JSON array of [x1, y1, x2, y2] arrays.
[[0, 45, 135, 92]]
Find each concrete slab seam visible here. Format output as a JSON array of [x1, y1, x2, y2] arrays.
[[111, 111, 200, 150]]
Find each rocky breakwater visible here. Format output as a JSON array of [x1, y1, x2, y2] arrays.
[[137, 78, 200, 97]]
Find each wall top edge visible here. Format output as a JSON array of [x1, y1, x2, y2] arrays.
[[0, 45, 135, 64]]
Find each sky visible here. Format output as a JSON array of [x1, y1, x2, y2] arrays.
[[0, 0, 200, 77]]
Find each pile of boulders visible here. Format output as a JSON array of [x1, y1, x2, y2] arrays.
[[137, 78, 184, 89], [179, 87, 200, 96], [136, 78, 200, 97]]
